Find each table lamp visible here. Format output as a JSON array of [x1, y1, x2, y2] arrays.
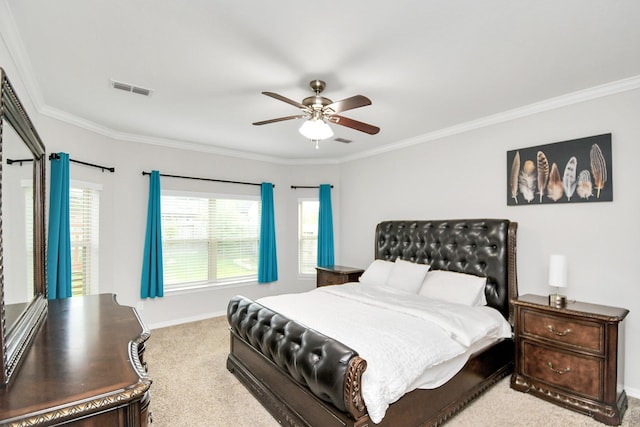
[[548, 254, 567, 307]]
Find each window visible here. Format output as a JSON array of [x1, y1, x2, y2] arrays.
[[24, 182, 34, 292], [298, 199, 319, 275], [21, 180, 99, 297], [69, 182, 100, 296], [161, 192, 260, 291]]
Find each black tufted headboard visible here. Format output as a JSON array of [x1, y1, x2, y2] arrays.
[[375, 219, 518, 323]]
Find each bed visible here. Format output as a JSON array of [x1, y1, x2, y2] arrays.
[[227, 219, 518, 426]]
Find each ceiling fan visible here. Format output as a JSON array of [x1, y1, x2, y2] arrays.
[[252, 80, 380, 147]]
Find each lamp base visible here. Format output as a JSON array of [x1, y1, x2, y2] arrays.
[[549, 293, 567, 308]]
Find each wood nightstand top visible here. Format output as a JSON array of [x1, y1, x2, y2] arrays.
[[513, 294, 629, 322], [315, 265, 364, 275]]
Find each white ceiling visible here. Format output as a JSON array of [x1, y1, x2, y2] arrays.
[[3, 0, 640, 163]]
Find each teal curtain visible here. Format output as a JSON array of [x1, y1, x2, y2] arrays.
[[258, 182, 278, 283], [141, 170, 164, 298], [317, 184, 334, 267], [47, 152, 72, 299]]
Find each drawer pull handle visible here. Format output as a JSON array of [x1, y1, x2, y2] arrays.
[[547, 362, 571, 375], [547, 325, 571, 336]]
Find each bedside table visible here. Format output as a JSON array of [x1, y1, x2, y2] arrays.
[[315, 265, 364, 287], [511, 294, 629, 425]]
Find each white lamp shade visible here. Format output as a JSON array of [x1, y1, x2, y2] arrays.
[[549, 255, 567, 288], [299, 119, 334, 140]]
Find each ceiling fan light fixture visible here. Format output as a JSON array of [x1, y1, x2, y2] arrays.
[[298, 118, 334, 141], [253, 80, 379, 145]]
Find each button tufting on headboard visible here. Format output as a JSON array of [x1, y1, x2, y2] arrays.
[[374, 219, 517, 321]]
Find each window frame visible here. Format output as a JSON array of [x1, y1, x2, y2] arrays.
[[69, 179, 101, 297], [161, 189, 261, 293], [297, 197, 319, 276]]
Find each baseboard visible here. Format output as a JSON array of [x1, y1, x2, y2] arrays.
[[148, 310, 226, 330], [626, 386, 640, 399]]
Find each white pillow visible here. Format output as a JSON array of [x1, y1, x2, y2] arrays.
[[418, 270, 487, 306], [386, 259, 431, 294], [359, 260, 394, 287]]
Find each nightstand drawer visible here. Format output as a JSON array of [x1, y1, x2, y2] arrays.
[[317, 269, 344, 286], [316, 266, 364, 287], [512, 294, 629, 425], [522, 341, 602, 400], [522, 310, 603, 354]]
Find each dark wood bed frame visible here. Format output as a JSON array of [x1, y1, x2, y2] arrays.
[[227, 219, 518, 426]]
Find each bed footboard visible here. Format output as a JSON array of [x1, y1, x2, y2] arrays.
[[227, 295, 368, 420]]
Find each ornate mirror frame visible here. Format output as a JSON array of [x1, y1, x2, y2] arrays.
[[0, 67, 47, 386]]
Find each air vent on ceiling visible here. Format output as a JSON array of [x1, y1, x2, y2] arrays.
[[334, 137, 352, 144], [110, 79, 152, 96]]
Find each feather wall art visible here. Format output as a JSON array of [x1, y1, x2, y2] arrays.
[[510, 151, 520, 203], [506, 133, 612, 205], [590, 143, 607, 198], [577, 170, 593, 199], [536, 151, 549, 203], [547, 163, 564, 201], [518, 160, 536, 203], [562, 157, 577, 201]]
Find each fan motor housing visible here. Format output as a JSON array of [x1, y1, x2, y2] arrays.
[[302, 95, 332, 108]]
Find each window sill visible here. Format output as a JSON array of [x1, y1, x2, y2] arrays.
[[165, 279, 258, 296]]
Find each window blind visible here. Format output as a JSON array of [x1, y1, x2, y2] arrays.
[[298, 200, 319, 274], [161, 193, 260, 290], [69, 185, 100, 296], [24, 185, 34, 291]]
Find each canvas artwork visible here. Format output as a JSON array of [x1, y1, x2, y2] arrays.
[[507, 133, 612, 205]]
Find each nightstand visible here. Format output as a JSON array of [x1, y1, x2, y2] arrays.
[[315, 265, 364, 287], [511, 294, 629, 425]]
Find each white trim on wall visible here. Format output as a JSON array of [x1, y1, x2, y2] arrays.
[[342, 75, 640, 163], [34, 75, 640, 166]]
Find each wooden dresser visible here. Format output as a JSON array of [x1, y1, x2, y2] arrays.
[[316, 265, 364, 287], [0, 294, 151, 426], [511, 294, 628, 425]]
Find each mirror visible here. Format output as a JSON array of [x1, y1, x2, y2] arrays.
[[0, 67, 47, 386], [3, 124, 35, 318]]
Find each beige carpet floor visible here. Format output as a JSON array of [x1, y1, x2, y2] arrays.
[[145, 316, 639, 427]]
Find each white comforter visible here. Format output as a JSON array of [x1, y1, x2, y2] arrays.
[[257, 283, 511, 424]]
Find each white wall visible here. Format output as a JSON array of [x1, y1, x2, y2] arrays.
[[338, 88, 640, 396], [37, 116, 342, 327], [3, 29, 338, 327], [4, 22, 639, 396]]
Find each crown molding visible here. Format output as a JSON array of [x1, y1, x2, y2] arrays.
[[0, 0, 45, 111], [41, 105, 345, 165], [342, 75, 640, 163], [40, 74, 640, 166], [39, 104, 296, 164], [3, 1, 639, 166]]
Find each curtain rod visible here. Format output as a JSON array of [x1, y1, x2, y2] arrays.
[[290, 185, 334, 189], [49, 153, 115, 173], [141, 171, 274, 188], [6, 158, 34, 166]]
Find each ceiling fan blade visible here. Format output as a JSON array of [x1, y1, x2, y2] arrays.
[[262, 92, 307, 110], [252, 115, 305, 126], [325, 95, 371, 114], [330, 115, 380, 135]]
